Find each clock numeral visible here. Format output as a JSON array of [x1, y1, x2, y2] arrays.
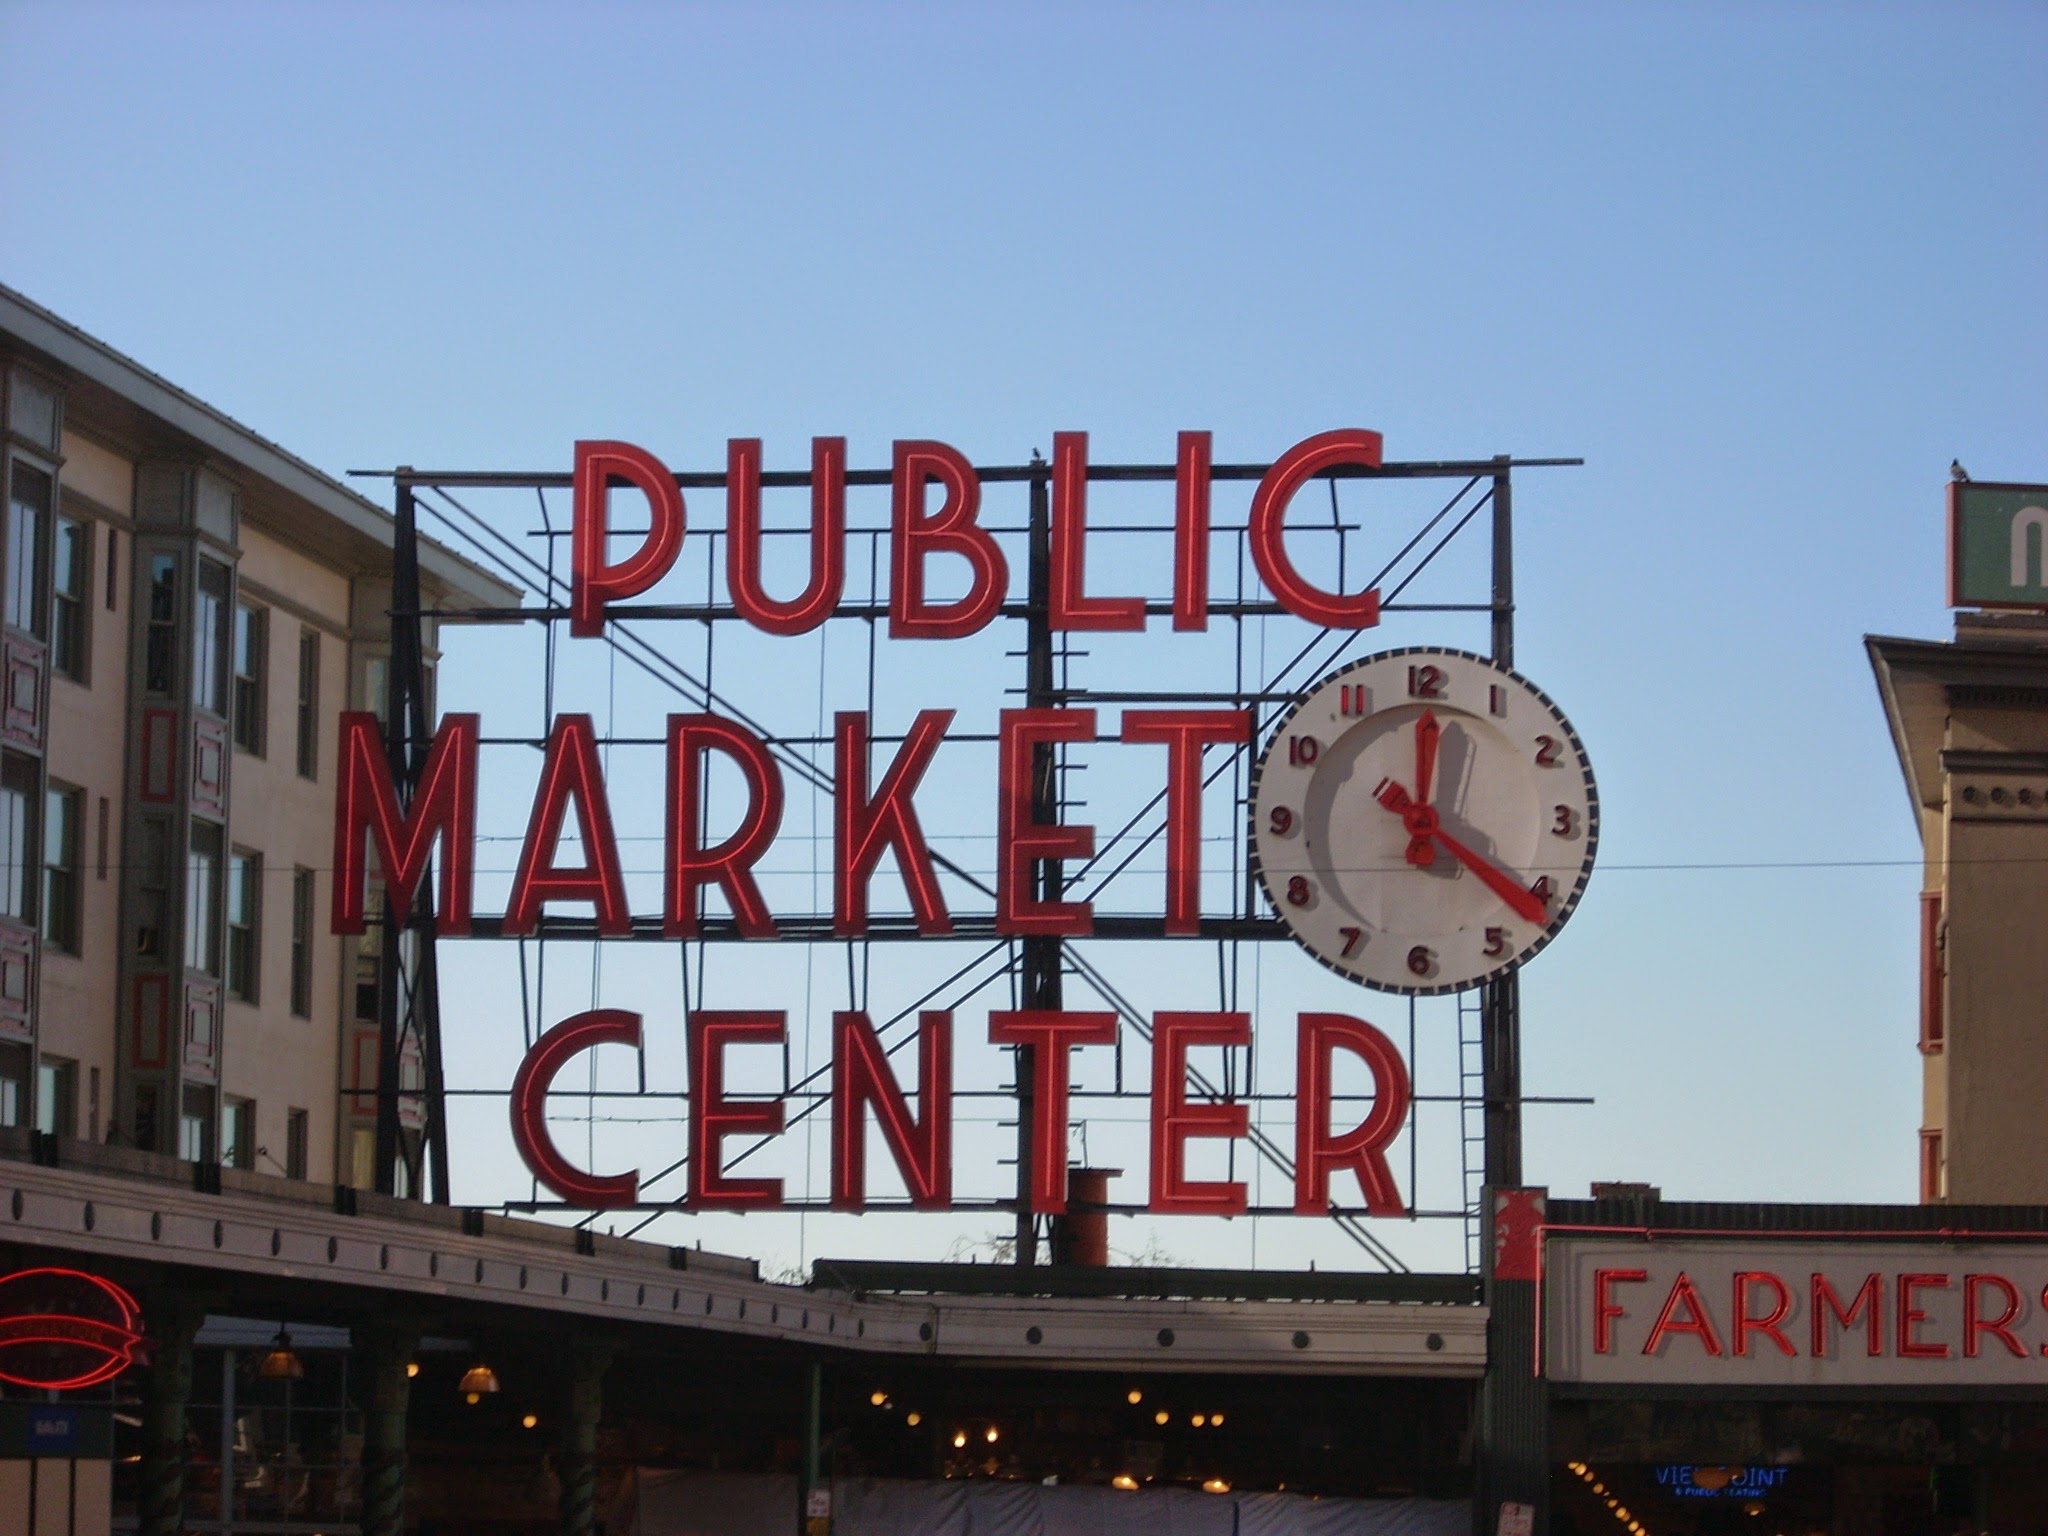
[[1552, 805, 1577, 837], [1528, 875, 1554, 905], [1288, 735, 1321, 767], [1406, 945, 1434, 977], [1286, 875, 1314, 908], [1535, 735, 1561, 767], [1490, 684, 1507, 717], [1339, 926, 1363, 958], [1407, 664, 1446, 700], [1483, 927, 1508, 958], [1268, 806, 1295, 837], [1339, 683, 1367, 717]]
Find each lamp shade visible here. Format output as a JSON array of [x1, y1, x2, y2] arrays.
[[458, 1363, 501, 1396], [257, 1332, 305, 1381]]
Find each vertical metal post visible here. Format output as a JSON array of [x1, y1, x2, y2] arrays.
[[376, 471, 449, 1201], [1015, 456, 1060, 1268], [1476, 457, 1547, 1536], [358, 1316, 420, 1536], [801, 1357, 824, 1535], [137, 1294, 204, 1536], [1482, 457, 1521, 1190], [559, 1337, 614, 1536]]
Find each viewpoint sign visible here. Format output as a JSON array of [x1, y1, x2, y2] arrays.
[[1950, 481, 2048, 611]]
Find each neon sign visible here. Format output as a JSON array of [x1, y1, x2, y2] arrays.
[[0, 1268, 145, 1390]]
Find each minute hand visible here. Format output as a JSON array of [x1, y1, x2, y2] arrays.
[[1428, 825, 1549, 925]]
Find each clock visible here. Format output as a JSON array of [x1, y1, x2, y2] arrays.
[[1249, 647, 1598, 995]]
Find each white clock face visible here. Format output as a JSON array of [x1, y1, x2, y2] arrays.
[[1250, 647, 1598, 995]]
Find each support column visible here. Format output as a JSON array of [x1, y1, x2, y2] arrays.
[[558, 1336, 618, 1536], [137, 1292, 206, 1536], [358, 1316, 422, 1536], [1474, 1187, 1548, 1536]]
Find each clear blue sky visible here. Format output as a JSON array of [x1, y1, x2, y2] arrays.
[[5, 0, 2043, 1275]]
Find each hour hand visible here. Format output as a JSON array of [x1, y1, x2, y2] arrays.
[[1373, 778, 1437, 866]]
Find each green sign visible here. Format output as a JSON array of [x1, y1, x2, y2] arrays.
[[1950, 482, 2048, 610]]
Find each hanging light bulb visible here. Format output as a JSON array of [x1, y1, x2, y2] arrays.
[[256, 1329, 305, 1381], [458, 1363, 501, 1401], [1153, 1410, 1169, 1426], [1112, 1474, 1139, 1491], [1202, 1478, 1231, 1494], [1126, 1389, 1143, 1405], [984, 1425, 999, 1443], [870, 1390, 888, 1407], [521, 1414, 539, 1430], [906, 1412, 922, 1427], [405, 1362, 420, 1379], [952, 1430, 968, 1449]]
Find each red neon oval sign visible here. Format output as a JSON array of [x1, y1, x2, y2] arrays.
[[0, 1268, 146, 1390]]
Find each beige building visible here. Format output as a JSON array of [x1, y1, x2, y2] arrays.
[[1869, 609, 2048, 1204], [0, 284, 515, 1190]]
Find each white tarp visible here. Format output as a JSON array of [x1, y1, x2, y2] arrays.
[[614, 1470, 1468, 1536]]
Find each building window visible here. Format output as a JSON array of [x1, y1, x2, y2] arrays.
[[194, 559, 231, 717], [290, 866, 315, 1018], [233, 603, 266, 754], [0, 1042, 27, 1128], [0, 753, 38, 925], [5, 461, 50, 639], [41, 783, 79, 953], [105, 527, 118, 611], [228, 848, 261, 1002], [52, 515, 89, 682], [222, 1096, 255, 1170], [145, 553, 179, 697], [349, 1125, 375, 1192], [286, 1107, 309, 1181], [363, 654, 391, 724], [354, 889, 383, 1023], [185, 820, 224, 976], [135, 815, 170, 959], [36, 1057, 75, 1138], [296, 628, 320, 779], [180, 1084, 215, 1163]]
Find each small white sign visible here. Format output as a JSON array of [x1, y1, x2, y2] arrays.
[[1496, 1500, 1535, 1536], [806, 1487, 833, 1518]]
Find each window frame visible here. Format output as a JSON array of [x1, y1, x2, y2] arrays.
[[184, 819, 224, 977], [289, 866, 315, 1018], [51, 513, 90, 683], [232, 601, 267, 755], [0, 753, 39, 927], [5, 458, 52, 641], [40, 781, 79, 953], [227, 846, 261, 1003], [296, 628, 321, 779]]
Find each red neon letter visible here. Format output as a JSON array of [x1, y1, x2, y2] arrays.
[[1249, 429, 1384, 628], [1593, 1268, 1648, 1355], [1292, 1012, 1411, 1216], [688, 1010, 786, 1210], [987, 1009, 1118, 1214], [571, 440, 686, 637], [830, 1010, 953, 1211], [889, 440, 1007, 639], [1049, 432, 1144, 631], [1811, 1272, 1883, 1357], [1733, 1271, 1796, 1358], [1963, 1273, 2027, 1359], [1120, 709, 1248, 934], [1642, 1272, 1725, 1357], [997, 708, 1095, 936], [1148, 1012, 1249, 1216], [1174, 431, 1212, 631], [1898, 1273, 1951, 1358], [834, 710, 954, 936], [726, 437, 846, 636], [331, 711, 478, 936], [510, 1009, 641, 1207], [504, 715, 631, 936], [665, 714, 783, 939]]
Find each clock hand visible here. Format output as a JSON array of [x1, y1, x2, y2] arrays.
[[1374, 777, 1438, 867], [1414, 710, 1440, 807], [1427, 825, 1550, 925]]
